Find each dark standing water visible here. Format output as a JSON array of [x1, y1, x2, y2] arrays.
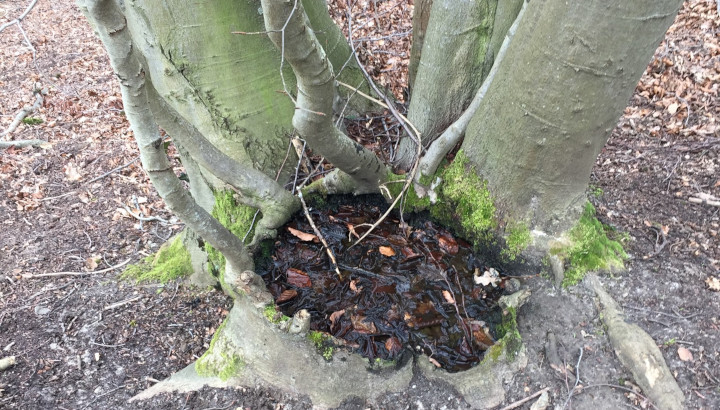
[[258, 202, 509, 372]]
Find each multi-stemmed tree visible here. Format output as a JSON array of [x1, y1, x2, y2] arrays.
[[79, 0, 683, 407]]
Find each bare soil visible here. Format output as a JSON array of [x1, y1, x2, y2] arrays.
[[1, 0, 719, 409]]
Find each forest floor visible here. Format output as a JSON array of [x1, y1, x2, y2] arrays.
[[1, 0, 719, 409]]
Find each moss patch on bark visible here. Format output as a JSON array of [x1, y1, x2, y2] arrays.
[[553, 203, 628, 286], [195, 319, 245, 381], [205, 190, 256, 281]]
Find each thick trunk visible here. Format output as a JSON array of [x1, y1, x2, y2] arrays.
[[461, 0, 683, 233]]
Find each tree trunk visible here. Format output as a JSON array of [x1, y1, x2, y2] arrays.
[[460, 0, 683, 233]]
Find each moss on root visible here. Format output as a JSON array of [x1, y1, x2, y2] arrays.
[[553, 203, 628, 287], [307, 331, 335, 361], [205, 190, 257, 281], [501, 222, 531, 262], [122, 235, 192, 283], [195, 319, 245, 381]]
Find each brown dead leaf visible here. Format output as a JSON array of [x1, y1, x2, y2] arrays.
[[706, 276, 720, 291], [442, 290, 455, 304], [668, 102, 680, 114], [350, 315, 377, 334], [286, 268, 312, 288], [329, 309, 346, 326], [64, 162, 82, 181], [428, 357, 442, 368], [287, 227, 317, 242], [437, 233, 458, 254], [385, 337, 402, 354], [276, 289, 298, 303], [85, 255, 100, 270], [379, 246, 395, 257], [349, 280, 361, 293], [677, 347, 693, 361]]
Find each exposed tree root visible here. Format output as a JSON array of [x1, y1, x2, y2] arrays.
[[586, 274, 685, 410]]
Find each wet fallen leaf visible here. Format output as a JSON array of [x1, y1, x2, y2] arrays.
[[350, 315, 377, 334], [329, 309, 346, 326], [288, 227, 317, 242], [442, 290, 455, 304], [286, 268, 312, 288], [276, 289, 298, 303], [437, 233, 458, 254], [677, 347, 693, 361], [379, 246, 395, 257], [706, 276, 720, 291], [385, 337, 402, 354]]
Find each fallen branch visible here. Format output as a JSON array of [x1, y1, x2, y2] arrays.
[[689, 192, 720, 208], [1, 87, 45, 137], [498, 387, 550, 410], [20, 258, 131, 279], [0, 0, 39, 33], [0, 139, 49, 149]]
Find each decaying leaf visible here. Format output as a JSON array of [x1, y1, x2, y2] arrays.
[[677, 346, 693, 361], [85, 255, 101, 270], [329, 309, 346, 326], [350, 315, 377, 334], [276, 289, 298, 303], [379, 246, 396, 257], [442, 290, 455, 304], [474, 267, 501, 287], [706, 276, 720, 291], [288, 227, 317, 242], [286, 268, 312, 288], [385, 337, 402, 354], [349, 280, 361, 293], [64, 162, 82, 181], [437, 233, 458, 254]]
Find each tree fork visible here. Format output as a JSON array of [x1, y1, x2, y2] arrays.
[[261, 0, 390, 193], [79, 0, 268, 300]]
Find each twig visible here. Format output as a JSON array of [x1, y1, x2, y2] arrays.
[[20, 258, 131, 279], [562, 347, 584, 409], [123, 205, 169, 224], [345, 9, 423, 249], [298, 191, 341, 278], [103, 295, 142, 311], [499, 387, 550, 410], [0, 0, 39, 32], [87, 157, 139, 183]]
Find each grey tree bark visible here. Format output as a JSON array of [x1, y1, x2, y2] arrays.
[[79, 0, 685, 406]]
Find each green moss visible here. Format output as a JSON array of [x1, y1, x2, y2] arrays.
[[432, 150, 497, 241], [384, 173, 432, 211], [263, 303, 290, 324], [205, 190, 257, 280], [22, 117, 43, 125], [122, 235, 192, 283], [307, 331, 334, 361], [195, 319, 245, 380], [554, 203, 628, 287], [502, 222, 531, 261]]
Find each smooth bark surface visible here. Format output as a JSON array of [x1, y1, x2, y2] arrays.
[[462, 0, 683, 233]]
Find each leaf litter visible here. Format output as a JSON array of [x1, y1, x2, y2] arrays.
[[259, 199, 513, 372]]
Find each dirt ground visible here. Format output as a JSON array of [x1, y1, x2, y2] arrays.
[[1, 1, 719, 409]]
